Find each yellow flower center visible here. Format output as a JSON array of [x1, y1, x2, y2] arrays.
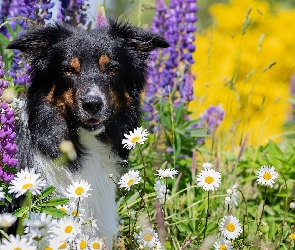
[[45, 247, 53, 250], [72, 210, 78, 216], [143, 233, 153, 242], [75, 187, 85, 195], [263, 172, 271, 180], [289, 233, 295, 240], [205, 176, 214, 184], [59, 208, 67, 213], [220, 245, 227, 250], [131, 136, 140, 143], [79, 240, 87, 249], [226, 223, 235, 232], [58, 241, 67, 249], [64, 225, 73, 234], [22, 183, 33, 190], [92, 242, 100, 249], [14, 248, 22, 250], [127, 178, 135, 186]]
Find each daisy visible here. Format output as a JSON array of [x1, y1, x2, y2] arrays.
[[202, 162, 213, 169], [8, 168, 47, 197], [219, 215, 243, 240], [213, 238, 233, 250], [0, 234, 36, 250], [196, 169, 221, 191], [122, 126, 149, 150], [289, 233, 295, 240], [66, 180, 92, 199], [0, 213, 17, 227], [55, 217, 82, 241], [155, 168, 178, 179], [290, 202, 295, 209], [154, 179, 170, 204], [75, 234, 89, 250], [226, 183, 239, 206], [256, 165, 278, 188], [88, 237, 105, 250], [118, 170, 141, 191], [137, 227, 160, 249], [25, 212, 57, 240], [39, 236, 69, 250]]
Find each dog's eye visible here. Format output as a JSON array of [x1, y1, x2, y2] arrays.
[[107, 66, 118, 75], [64, 67, 76, 76]]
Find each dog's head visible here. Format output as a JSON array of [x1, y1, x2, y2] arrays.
[[7, 21, 168, 135]]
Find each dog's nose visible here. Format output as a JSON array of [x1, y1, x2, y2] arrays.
[[82, 96, 103, 114]]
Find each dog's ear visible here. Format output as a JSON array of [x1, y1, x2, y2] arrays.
[[7, 22, 73, 57], [109, 19, 169, 54]]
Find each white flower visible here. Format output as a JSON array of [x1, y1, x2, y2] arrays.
[[0, 187, 5, 199], [224, 196, 231, 205], [0, 234, 36, 250], [122, 126, 149, 150], [75, 234, 89, 250], [155, 168, 178, 179], [256, 165, 278, 188], [118, 170, 141, 191], [0, 213, 17, 227], [154, 179, 170, 204], [25, 212, 57, 240], [226, 183, 239, 206], [8, 168, 47, 197], [219, 215, 243, 240], [290, 202, 295, 209], [202, 162, 213, 169], [57, 201, 85, 219], [66, 179, 92, 199], [39, 236, 69, 250], [213, 238, 233, 250], [196, 169, 221, 191], [88, 237, 105, 250], [55, 217, 81, 241], [137, 227, 161, 249]]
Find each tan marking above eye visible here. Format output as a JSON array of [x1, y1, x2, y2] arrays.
[[69, 57, 81, 73], [98, 54, 110, 71]]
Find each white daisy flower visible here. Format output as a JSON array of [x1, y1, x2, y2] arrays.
[[55, 217, 82, 241], [88, 237, 105, 250], [122, 126, 149, 150], [202, 162, 213, 169], [213, 238, 233, 250], [155, 168, 178, 179], [57, 201, 85, 219], [224, 196, 231, 205], [8, 168, 47, 197], [196, 169, 221, 191], [0, 234, 36, 250], [39, 236, 69, 250], [25, 212, 57, 240], [75, 234, 89, 250], [226, 183, 239, 206], [118, 170, 141, 191], [290, 202, 295, 209], [137, 227, 160, 249], [0, 213, 17, 227], [219, 215, 243, 240], [66, 180, 92, 199], [0, 187, 5, 199], [154, 179, 170, 204], [256, 165, 278, 188]]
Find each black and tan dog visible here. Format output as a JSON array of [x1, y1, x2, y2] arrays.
[[6, 20, 168, 246]]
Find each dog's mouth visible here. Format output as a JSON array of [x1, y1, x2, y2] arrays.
[[83, 118, 101, 126]]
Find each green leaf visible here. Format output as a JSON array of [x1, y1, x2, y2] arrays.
[[0, 201, 7, 206], [42, 207, 68, 218], [13, 206, 29, 217], [42, 198, 70, 207], [39, 185, 56, 200], [0, 33, 9, 47]]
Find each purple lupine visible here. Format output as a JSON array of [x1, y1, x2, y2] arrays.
[[0, 0, 11, 35], [0, 56, 17, 183], [194, 105, 225, 144], [95, 3, 108, 28], [58, 0, 90, 27], [144, 0, 198, 123]]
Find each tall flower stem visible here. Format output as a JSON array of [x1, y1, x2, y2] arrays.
[[256, 186, 267, 235], [204, 191, 210, 238]]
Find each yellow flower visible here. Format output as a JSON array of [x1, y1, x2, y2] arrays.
[[289, 234, 295, 240]]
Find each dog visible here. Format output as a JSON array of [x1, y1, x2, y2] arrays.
[[6, 20, 168, 246]]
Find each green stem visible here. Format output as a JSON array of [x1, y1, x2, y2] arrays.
[[256, 186, 267, 235], [204, 191, 210, 238]]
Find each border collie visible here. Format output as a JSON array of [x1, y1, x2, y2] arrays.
[[6, 20, 168, 246]]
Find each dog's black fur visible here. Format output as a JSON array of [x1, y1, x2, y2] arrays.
[[4, 20, 168, 244]]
